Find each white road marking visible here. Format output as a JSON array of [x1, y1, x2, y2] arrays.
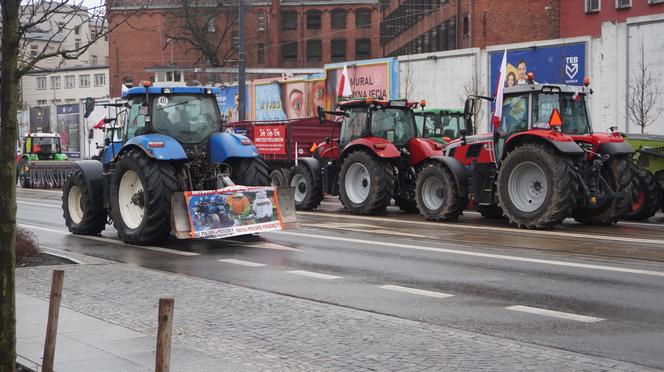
[[303, 222, 424, 238], [226, 240, 303, 252], [18, 223, 200, 256], [297, 211, 664, 245], [380, 285, 454, 299], [506, 305, 604, 323], [273, 231, 664, 278], [17, 188, 63, 194], [17, 200, 60, 208], [218, 259, 266, 267], [286, 270, 341, 280]]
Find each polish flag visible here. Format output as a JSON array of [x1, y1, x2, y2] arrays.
[[94, 118, 105, 129], [338, 64, 352, 98], [492, 50, 507, 129], [572, 90, 581, 102]]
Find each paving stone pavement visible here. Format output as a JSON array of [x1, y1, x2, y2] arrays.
[[16, 263, 650, 371]]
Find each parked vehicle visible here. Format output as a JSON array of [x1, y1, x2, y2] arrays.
[[421, 78, 635, 228], [415, 108, 465, 144], [17, 133, 77, 188], [623, 134, 664, 220]]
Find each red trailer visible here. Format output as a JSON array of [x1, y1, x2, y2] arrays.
[[225, 118, 338, 186]]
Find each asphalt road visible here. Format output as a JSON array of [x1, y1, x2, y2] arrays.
[[16, 188, 664, 369]]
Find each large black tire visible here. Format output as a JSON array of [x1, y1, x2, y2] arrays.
[[269, 169, 286, 187], [339, 151, 393, 215], [415, 163, 463, 221], [228, 157, 270, 186], [395, 196, 419, 213], [62, 171, 107, 235], [656, 171, 664, 212], [110, 149, 178, 245], [476, 205, 504, 219], [572, 156, 634, 225], [289, 163, 322, 210], [623, 165, 662, 220], [497, 143, 578, 229]]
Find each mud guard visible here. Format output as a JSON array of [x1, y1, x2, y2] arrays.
[[209, 132, 259, 163], [504, 133, 585, 157], [119, 134, 188, 161], [429, 156, 468, 196], [296, 157, 321, 184], [73, 160, 105, 210], [597, 141, 633, 156]]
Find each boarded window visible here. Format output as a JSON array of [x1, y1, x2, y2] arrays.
[[306, 39, 322, 62], [355, 38, 371, 60], [331, 39, 346, 61], [282, 41, 297, 62], [355, 8, 371, 28], [331, 9, 346, 29], [281, 11, 297, 30], [307, 10, 321, 29]]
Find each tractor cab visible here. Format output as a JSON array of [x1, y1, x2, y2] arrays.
[[23, 133, 66, 160], [415, 108, 465, 144]]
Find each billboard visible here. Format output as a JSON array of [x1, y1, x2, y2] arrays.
[[325, 58, 400, 108], [56, 104, 80, 155], [29, 106, 50, 133], [252, 124, 287, 155], [217, 85, 249, 123]]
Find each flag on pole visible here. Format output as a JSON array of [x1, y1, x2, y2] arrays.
[[338, 64, 352, 98], [94, 118, 105, 129], [572, 90, 581, 102], [492, 50, 507, 129]]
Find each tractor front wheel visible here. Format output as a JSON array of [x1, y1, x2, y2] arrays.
[[415, 163, 463, 221], [339, 151, 393, 214], [62, 171, 107, 235], [110, 149, 178, 245], [497, 143, 577, 229], [624, 165, 661, 220], [289, 163, 322, 210], [572, 156, 634, 225], [228, 157, 270, 186]]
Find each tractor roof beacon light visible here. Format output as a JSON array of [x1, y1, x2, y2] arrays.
[[584, 77, 591, 87], [527, 72, 535, 84], [142, 80, 152, 88], [419, 99, 427, 109]]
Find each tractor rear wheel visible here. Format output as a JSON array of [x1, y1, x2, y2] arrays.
[[572, 156, 634, 225], [339, 151, 393, 215], [228, 157, 270, 186], [289, 163, 322, 210], [62, 171, 106, 235], [110, 149, 178, 245], [497, 143, 577, 229], [623, 165, 661, 220], [416, 163, 463, 221], [656, 170, 664, 212], [476, 205, 504, 219], [270, 169, 286, 187]]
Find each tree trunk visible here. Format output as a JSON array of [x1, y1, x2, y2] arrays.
[[0, 1, 21, 371]]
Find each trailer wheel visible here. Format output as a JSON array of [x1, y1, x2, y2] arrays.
[[228, 157, 270, 186], [270, 169, 286, 187], [416, 163, 463, 221], [497, 143, 577, 229], [111, 149, 177, 245], [476, 205, 504, 219], [623, 165, 661, 220], [62, 171, 106, 235], [572, 156, 635, 225], [339, 151, 393, 215], [289, 163, 322, 210]]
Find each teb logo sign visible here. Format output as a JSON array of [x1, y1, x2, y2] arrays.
[[565, 56, 579, 80]]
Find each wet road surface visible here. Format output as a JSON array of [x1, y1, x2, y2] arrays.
[[16, 188, 664, 369]]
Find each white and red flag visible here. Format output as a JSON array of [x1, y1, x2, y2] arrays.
[[338, 64, 352, 98], [492, 50, 507, 129], [572, 90, 581, 102]]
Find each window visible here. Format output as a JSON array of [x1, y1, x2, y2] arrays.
[[90, 55, 98, 65], [75, 38, 81, 49], [281, 11, 297, 30], [207, 18, 216, 32], [37, 100, 48, 105], [94, 73, 106, 87], [307, 10, 321, 30], [257, 43, 265, 64], [257, 11, 266, 31], [585, 0, 600, 12], [355, 38, 371, 60], [91, 30, 97, 39], [306, 39, 322, 62], [30, 45, 38, 58], [50, 76, 61, 89], [165, 71, 182, 82], [331, 9, 346, 29], [331, 39, 346, 61], [36, 77, 47, 90], [232, 31, 239, 51], [282, 41, 297, 62], [104, 56, 109, 65], [355, 8, 371, 28], [123, 76, 133, 87], [649, 0, 664, 4], [74, 26, 80, 35], [500, 95, 529, 135], [64, 75, 75, 88], [79, 74, 90, 88], [462, 15, 469, 37], [616, 0, 631, 8]]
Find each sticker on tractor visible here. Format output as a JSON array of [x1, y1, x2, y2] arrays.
[[157, 96, 169, 106], [183, 186, 284, 239]]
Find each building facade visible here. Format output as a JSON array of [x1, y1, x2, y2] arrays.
[[560, 0, 664, 37], [107, 0, 382, 97], [380, 0, 560, 57]]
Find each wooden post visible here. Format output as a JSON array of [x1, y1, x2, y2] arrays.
[[155, 297, 174, 372], [42, 270, 64, 372]]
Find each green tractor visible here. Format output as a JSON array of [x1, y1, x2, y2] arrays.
[[17, 133, 76, 188], [623, 134, 664, 220], [415, 108, 465, 144]]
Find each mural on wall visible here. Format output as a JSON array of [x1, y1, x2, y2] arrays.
[[325, 58, 400, 109]]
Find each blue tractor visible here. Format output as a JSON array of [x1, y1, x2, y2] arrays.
[[62, 84, 270, 245]]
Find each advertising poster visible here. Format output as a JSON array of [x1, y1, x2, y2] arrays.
[[218, 85, 249, 123], [56, 103, 80, 155], [255, 83, 288, 121], [253, 79, 327, 121], [253, 124, 287, 155], [324, 58, 400, 109], [489, 42, 586, 94], [29, 106, 50, 133], [184, 186, 284, 239]]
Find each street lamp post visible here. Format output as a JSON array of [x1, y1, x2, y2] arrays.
[[238, 0, 246, 121]]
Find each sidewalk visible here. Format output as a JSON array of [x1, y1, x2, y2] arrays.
[[17, 260, 648, 371]]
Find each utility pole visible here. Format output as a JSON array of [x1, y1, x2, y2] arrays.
[[238, 0, 246, 121]]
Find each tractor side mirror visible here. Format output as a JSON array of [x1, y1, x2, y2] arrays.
[[88, 128, 94, 140], [317, 106, 326, 124], [463, 97, 475, 131], [84, 97, 95, 118]]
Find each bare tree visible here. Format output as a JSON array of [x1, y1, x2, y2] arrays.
[[401, 59, 414, 99], [165, 0, 238, 66], [627, 43, 663, 134], [0, 2, 147, 370], [460, 75, 486, 133]]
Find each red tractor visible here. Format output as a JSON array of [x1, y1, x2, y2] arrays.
[[288, 98, 464, 215], [416, 79, 635, 228]]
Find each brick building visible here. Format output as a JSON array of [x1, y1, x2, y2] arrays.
[[107, 0, 381, 97], [380, 0, 560, 57], [560, 0, 664, 38]]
